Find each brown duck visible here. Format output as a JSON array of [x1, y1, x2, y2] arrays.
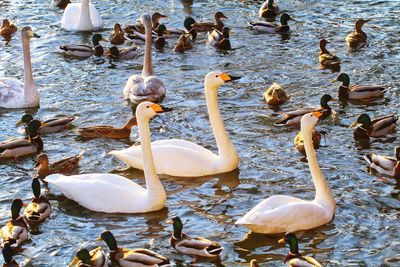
[[346, 18, 370, 48], [173, 34, 194, 53], [192, 11, 227, 32], [319, 39, 340, 70], [78, 116, 137, 139], [0, 19, 17, 39], [110, 23, 126, 45], [34, 153, 83, 178], [124, 12, 167, 34]]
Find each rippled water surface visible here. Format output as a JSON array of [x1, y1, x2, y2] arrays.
[[1, 0, 400, 266]]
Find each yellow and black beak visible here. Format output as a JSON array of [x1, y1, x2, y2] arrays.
[[96, 236, 103, 241], [16, 119, 24, 126], [278, 237, 285, 244], [33, 33, 40, 38], [312, 111, 324, 119], [150, 104, 172, 113], [220, 73, 241, 82], [68, 256, 80, 266]]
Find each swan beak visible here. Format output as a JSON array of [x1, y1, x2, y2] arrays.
[[16, 119, 23, 126], [68, 256, 79, 266], [150, 104, 172, 113], [278, 237, 285, 244], [349, 120, 359, 128], [220, 73, 241, 82], [312, 111, 324, 119], [33, 33, 40, 38], [166, 219, 173, 224]]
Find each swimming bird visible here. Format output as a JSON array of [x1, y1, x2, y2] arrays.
[[236, 112, 336, 233], [350, 113, 397, 139], [2, 242, 19, 267], [264, 82, 289, 106], [61, 0, 102, 31], [0, 26, 40, 108], [0, 199, 28, 248], [128, 24, 170, 50], [52, 0, 71, 9], [34, 153, 83, 178], [106, 45, 139, 60], [319, 39, 340, 70], [294, 129, 321, 155], [60, 34, 108, 58], [173, 34, 194, 53], [69, 247, 106, 267], [109, 23, 126, 45], [23, 178, 51, 225], [166, 17, 197, 40], [78, 116, 137, 139], [191, 12, 227, 32], [249, 13, 293, 34], [346, 19, 370, 48], [109, 72, 240, 177], [124, 12, 167, 34], [364, 146, 400, 178], [250, 259, 259, 267], [259, 0, 280, 21], [16, 113, 75, 135], [0, 19, 18, 39], [207, 27, 231, 50]]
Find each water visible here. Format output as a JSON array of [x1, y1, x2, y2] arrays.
[[1, 0, 400, 266]]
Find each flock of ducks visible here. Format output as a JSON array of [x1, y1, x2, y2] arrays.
[[0, 0, 398, 266]]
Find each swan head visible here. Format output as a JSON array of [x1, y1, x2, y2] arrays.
[[21, 26, 40, 39], [136, 101, 169, 120], [204, 71, 240, 89], [300, 111, 323, 132], [140, 14, 152, 27]]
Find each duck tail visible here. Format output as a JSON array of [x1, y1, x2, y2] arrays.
[[206, 243, 223, 255], [59, 46, 67, 51], [364, 154, 373, 165]]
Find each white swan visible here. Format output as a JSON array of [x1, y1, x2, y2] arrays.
[[109, 72, 240, 177], [235, 111, 336, 234], [123, 14, 166, 105], [61, 0, 102, 31], [45, 102, 166, 213], [0, 26, 40, 109]]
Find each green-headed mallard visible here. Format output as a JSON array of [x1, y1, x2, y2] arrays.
[[23, 178, 51, 225], [69, 247, 106, 267], [2, 242, 19, 267], [34, 153, 83, 178], [124, 12, 167, 34], [1, 120, 44, 158], [16, 113, 75, 135], [350, 113, 397, 138], [78, 116, 137, 139], [166, 17, 197, 40], [259, 0, 280, 22], [52, 0, 71, 9], [106, 45, 139, 60], [319, 39, 340, 70], [332, 73, 385, 101], [0, 19, 18, 39], [173, 34, 193, 53], [275, 94, 335, 127], [97, 230, 169, 267], [364, 146, 400, 178], [60, 34, 108, 58], [249, 13, 293, 34], [278, 233, 322, 267], [264, 82, 289, 106], [192, 12, 227, 32], [110, 23, 126, 45], [207, 27, 231, 50], [166, 216, 223, 258], [0, 199, 28, 248], [346, 19, 370, 48], [294, 129, 321, 155]]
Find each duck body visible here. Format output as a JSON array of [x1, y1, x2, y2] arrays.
[[110, 23, 125, 45], [61, 0, 102, 31], [264, 82, 289, 105], [52, 0, 71, 9], [294, 129, 320, 155], [364, 147, 400, 177], [173, 34, 193, 52], [106, 45, 139, 60], [23, 178, 51, 225], [0, 199, 29, 248], [60, 34, 107, 58], [207, 27, 231, 50], [319, 39, 340, 70], [124, 12, 167, 35], [259, 0, 280, 21], [78, 117, 137, 139], [17, 113, 75, 135], [34, 153, 82, 178], [279, 233, 322, 267], [346, 19, 369, 48], [192, 12, 227, 33], [333, 73, 385, 101], [2, 242, 19, 267], [166, 17, 197, 40], [351, 114, 397, 139], [249, 13, 292, 34], [0, 19, 18, 38]]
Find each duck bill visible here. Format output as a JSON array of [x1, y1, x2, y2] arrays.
[[68, 256, 79, 266], [349, 120, 359, 128], [16, 119, 23, 126], [41, 122, 48, 127], [96, 236, 103, 241], [166, 219, 173, 224], [278, 237, 285, 244], [161, 15, 168, 19], [331, 78, 338, 83], [33, 161, 40, 169], [220, 73, 241, 82], [101, 37, 109, 42]]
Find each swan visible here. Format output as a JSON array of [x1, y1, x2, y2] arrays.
[[45, 102, 167, 213], [123, 14, 166, 105], [235, 111, 336, 234], [109, 72, 240, 177], [0, 26, 40, 109], [61, 0, 102, 31]]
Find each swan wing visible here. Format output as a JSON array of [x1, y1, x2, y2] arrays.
[[61, 3, 80, 30], [89, 3, 102, 28], [0, 78, 24, 108]]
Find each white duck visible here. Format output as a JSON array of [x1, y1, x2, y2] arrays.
[[235, 111, 336, 234], [109, 72, 240, 177], [45, 102, 167, 213], [123, 14, 166, 105], [0, 26, 40, 109], [61, 0, 102, 31]]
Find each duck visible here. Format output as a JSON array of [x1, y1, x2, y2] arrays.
[[106, 45, 139, 60], [259, 0, 280, 22], [191, 12, 227, 32], [166, 216, 223, 258], [23, 178, 51, 225], [16, 113, 75, 135], [250, 259, 259, 267], [109, 23, 126, 45], [109, 72, 240, 177], [0, 199, 29, 248], [249, 13, 293, 34], [61, 0, 102, 31], [124, 12, 167, 34], [60, 34, 108, 58], [319, 39, 340, 70], [278, 233, 322, 267], [0, 26, 40, 109], [364, 146, 400, 178], [236, 112, 336, 233], [52, 0, 71, 9], [123, 14, 166, 105], [263, 82, 289, 106], [1, 120, 44, 159], [275, 94, 335, 127], [346, 19, 370, 48], [332, 73, 385, 102], [294, 129, 321, 155], [69, 247, 106, 267], [166, 17, 197, 40], [207, 27, 231, 50], [34, 153, 83, 179], [97, 230, 169, 267], [78, 116, 137, 139], [128, 24, 170, 50], [173, 34, 193, 53], [350, 113, 397, 139], [45, 102, 167, 213], [0, 19, 18, 39], [2, 242, 19, 267]]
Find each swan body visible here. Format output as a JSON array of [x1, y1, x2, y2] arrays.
[[236, 112, 336, 234], [45, 102, 167, 214], [110, 72, 240, 177], [61, 0, 102, 31]]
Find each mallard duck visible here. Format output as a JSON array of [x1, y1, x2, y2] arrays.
[[16, 113, 75, 135], [0, 199, 28, 248], [207, 27, 231, 50], [124, 12, 167, 34], [2, 242, 19, 267], [250, 259, 259, 267], [128, 24, 169, 50], [364, 147, 400, 178], [249, 13, 293, 34], [34, 153, 83, 178], [259, 0, 280, 22], [166, 17, 197, 40], [52, 0, 71, 9], [332, 73, 385, 101], [350, 113, 397, 139], [346, 19, 370, 48], [294, 129, 321, 155], [23, 178, 51, 225], [60, 34, 108, 58], [173, 34, 193, 52], [110, 23, 126, 45], [106, 45, 139, 60], [279, 233, 322, 267], [69, 247, 106, 267], [0, 19, 18, 39], [192, 11, 227, 32], [1, 120, 44, 158], [61, 0, 102, 31], [97, 230, 169, 267], [275, 94, 335, 127], [319, 39, 340, 70], [166, 216, 223, 257], [263, 82, 289, 105], [78, 116, 137, 139]]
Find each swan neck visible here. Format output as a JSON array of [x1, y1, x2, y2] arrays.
[[78, 0, 93, 29], [22, 37, 36, 97], [142, 22, 154, 77]]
